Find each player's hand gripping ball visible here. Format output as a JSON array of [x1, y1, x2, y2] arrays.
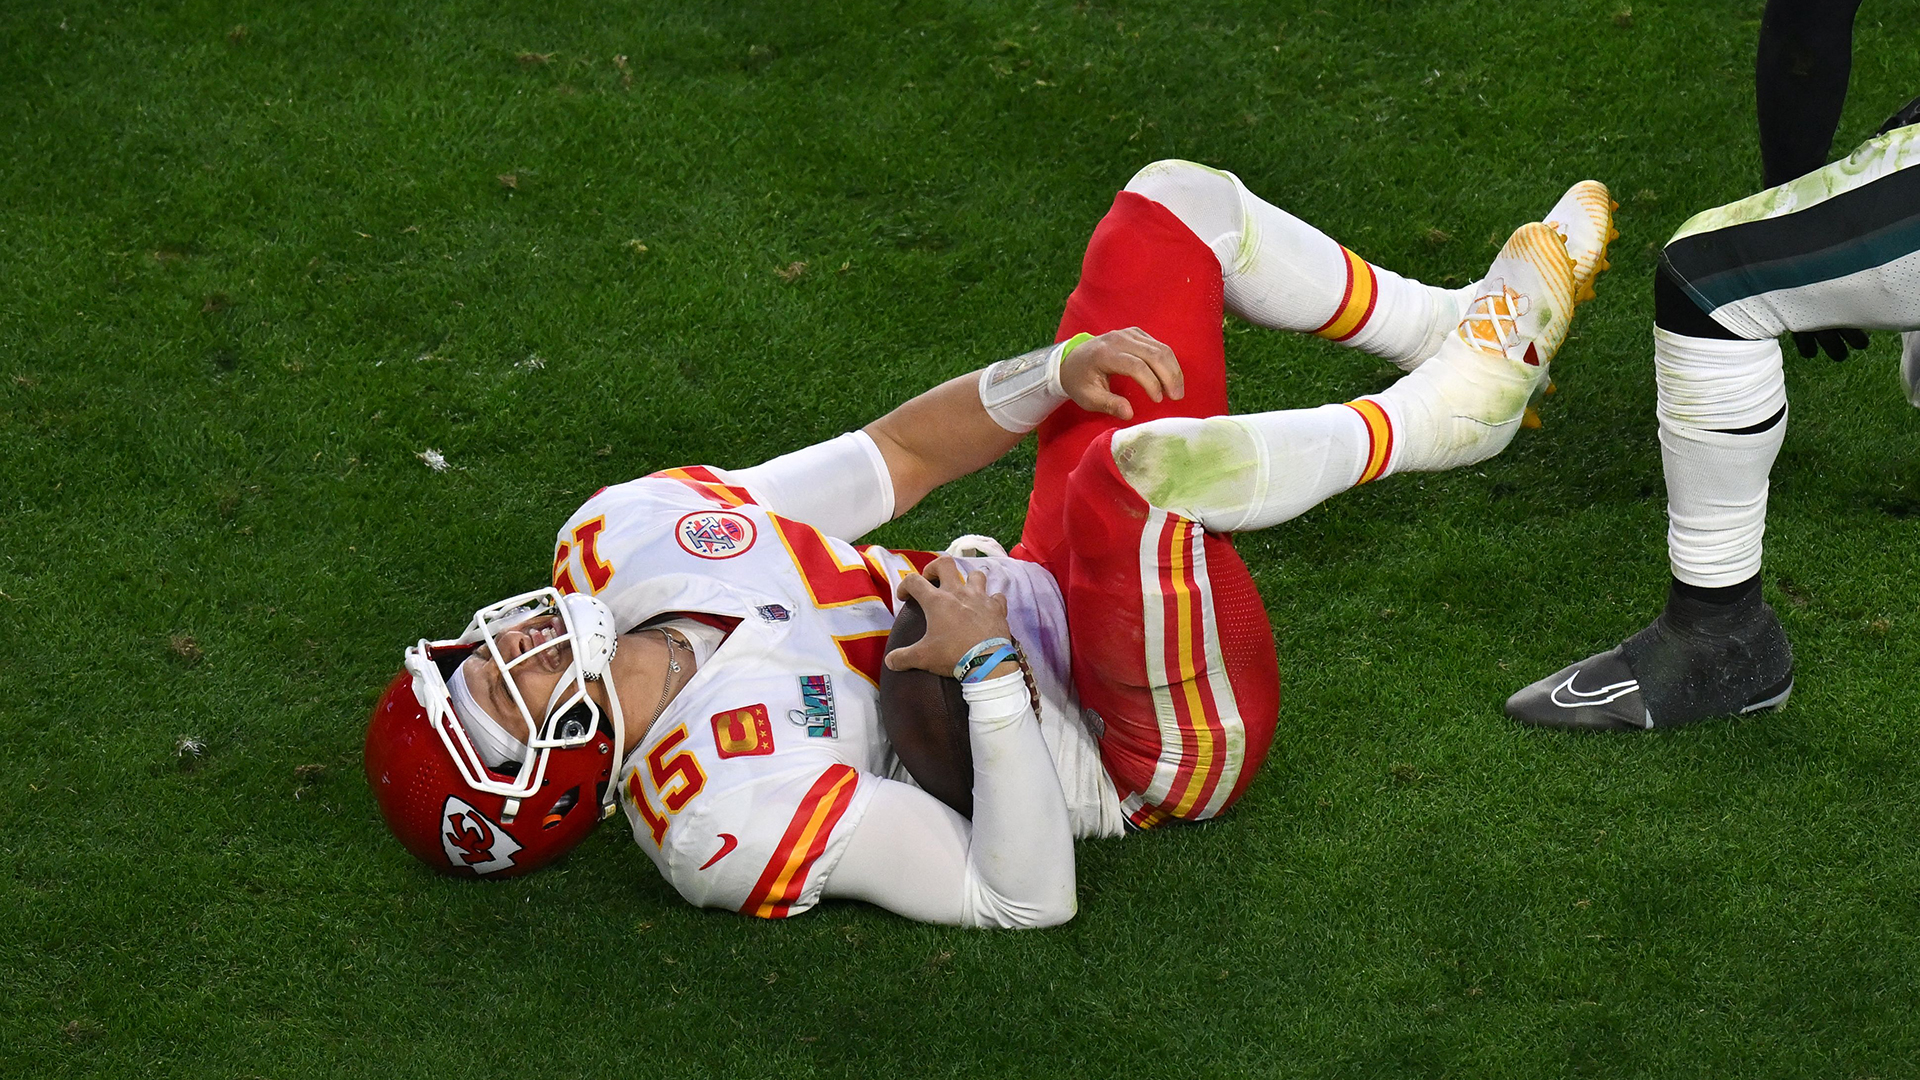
[[877, 558, 1016, 819]]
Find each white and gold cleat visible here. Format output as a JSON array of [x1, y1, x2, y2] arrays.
[[1454, 221, 1577, 372], [1415, 187, 1608, 373], [1372, 222, 1578, 473], [1543, 179, 1617, 305]]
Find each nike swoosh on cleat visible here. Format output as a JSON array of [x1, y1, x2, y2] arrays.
[[1548, 671, 1640, 709], [699, 833, 739, 870]]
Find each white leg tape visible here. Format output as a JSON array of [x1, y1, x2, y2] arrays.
[[1653, 328, 1787, 588]]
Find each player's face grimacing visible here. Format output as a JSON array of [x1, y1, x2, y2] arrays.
[[460, 614, 574, 738]]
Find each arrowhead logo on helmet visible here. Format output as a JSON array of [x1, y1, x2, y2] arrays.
[[439, 796, 523, 875]]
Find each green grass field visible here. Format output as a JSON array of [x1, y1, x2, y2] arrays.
[[6, 0, 1920, 1075]]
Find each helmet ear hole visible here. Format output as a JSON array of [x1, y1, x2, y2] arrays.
[[551, 701, 595, 742], [542, 786, 581, 829]]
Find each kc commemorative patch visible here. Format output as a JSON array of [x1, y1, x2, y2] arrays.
[[789, 674, 838, 739], [675, 510, 756, 559]]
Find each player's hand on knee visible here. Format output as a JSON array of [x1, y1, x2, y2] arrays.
[[1061, 327, 1185, 422], [1792, 327, 1869, 362], [884, 556, 1014, 675]]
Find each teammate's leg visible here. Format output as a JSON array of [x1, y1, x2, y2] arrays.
[[1507, 118, 1920, 730]]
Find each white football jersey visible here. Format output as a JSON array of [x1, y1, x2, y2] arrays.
[[551, 466, 1121, 920]]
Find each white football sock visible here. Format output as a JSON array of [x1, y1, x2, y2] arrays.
[[1361, 347, 1534, 476], [1109, 406, 1376, 532], [1654, 328, 1787, 588], [1124, 160, 1459, 369]]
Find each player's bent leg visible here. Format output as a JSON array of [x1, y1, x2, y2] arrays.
[[1021, 169, 1612, 567], [1018, 187, 1232, 569], [1055, 428, 1280, 826], [1125, 161, 1615, 372], [1124, 159, 1462, 371], [1109, 222, 1590, 539], [1506, 262, 1795, 730], [1110, 409, 1370, 534]]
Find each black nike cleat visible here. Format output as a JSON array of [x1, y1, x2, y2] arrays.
[[1505, 644, 1652, 730], [1506, 591, 1794, 731]]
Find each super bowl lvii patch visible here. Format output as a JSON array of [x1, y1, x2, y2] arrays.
[[790, 674, 838, 739]]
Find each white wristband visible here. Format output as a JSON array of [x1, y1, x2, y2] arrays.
[[978, 333, 1093, 433]]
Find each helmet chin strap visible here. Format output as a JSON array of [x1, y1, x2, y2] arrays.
[[595, 675, 628, 818]]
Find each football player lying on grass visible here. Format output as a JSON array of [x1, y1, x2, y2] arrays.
[[367, 160, 1613, 927]]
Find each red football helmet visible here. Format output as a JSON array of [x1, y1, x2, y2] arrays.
[[365, 589, 630, 878]]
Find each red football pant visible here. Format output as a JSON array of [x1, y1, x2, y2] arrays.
[[1014, 191, 1281, 826]]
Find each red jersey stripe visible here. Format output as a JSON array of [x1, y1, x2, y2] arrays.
[[649, 466, 757, 507], [740, 765, 859, 919]]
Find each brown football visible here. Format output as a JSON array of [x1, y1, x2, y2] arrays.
[[877, 597, 973, 818]]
